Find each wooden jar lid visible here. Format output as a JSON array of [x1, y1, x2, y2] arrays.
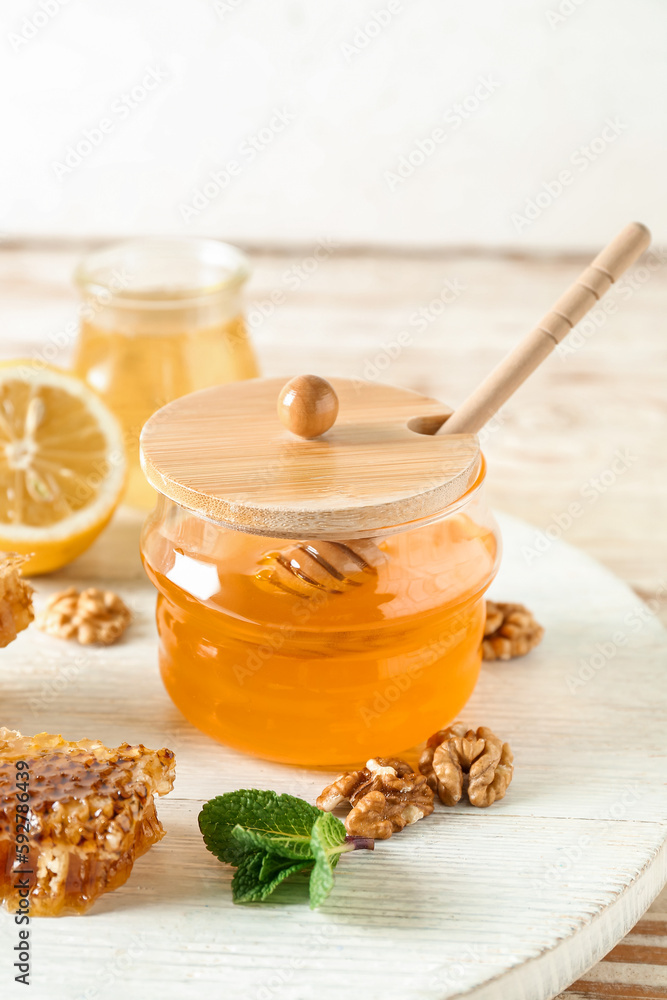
[[140, 376, 480, 539]]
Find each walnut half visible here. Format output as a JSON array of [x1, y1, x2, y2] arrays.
[[419, 724, 513, 807], [483, 601, 544, 661], [317, 757, 434, 840], [37, 587, 132, 646]]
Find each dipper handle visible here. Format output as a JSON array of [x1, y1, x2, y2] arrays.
[[441, 222, 651, 436]]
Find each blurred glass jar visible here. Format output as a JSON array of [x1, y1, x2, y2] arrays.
[[73, 237, 259, 508]]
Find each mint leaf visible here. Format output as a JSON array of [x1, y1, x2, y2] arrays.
[[231, 852, 264, 901], [233, 852, 312, 903], [231, 822, 313, 861], [310, 810, 347, 862], [199, 789, 321, 865], [259, 853, 311, 884], [308, 812, 347, 908]]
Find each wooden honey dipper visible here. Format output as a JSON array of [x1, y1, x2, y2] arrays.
[[257, 222, 651, 597]]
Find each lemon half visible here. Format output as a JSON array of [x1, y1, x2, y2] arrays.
[[0, 363, 126, 574]]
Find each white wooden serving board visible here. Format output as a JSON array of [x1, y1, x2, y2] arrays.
[[1, 509, 666, 1000]]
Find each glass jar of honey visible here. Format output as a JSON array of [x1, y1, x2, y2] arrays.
[[140, 376, 500, 767], [73, 237, 259, 509]]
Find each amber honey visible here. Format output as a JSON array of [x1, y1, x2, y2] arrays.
[[141, 481, 500, 766], [75, 312, 257, 507], [74, 238, 258, 508]]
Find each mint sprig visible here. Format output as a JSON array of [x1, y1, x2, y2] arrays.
[[232, 853, 312, 903], [199, 789, 373, 908], [309, 812, 346, 907]]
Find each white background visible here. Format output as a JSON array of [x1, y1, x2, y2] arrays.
[[2, 0, 666, 250]]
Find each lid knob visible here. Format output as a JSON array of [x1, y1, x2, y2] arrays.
[[277, 375, 339, 439]]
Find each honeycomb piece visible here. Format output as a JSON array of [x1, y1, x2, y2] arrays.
[[0, 728, 175, 916], [0, 554, 34, 648]]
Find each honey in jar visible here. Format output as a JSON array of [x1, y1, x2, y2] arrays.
[[73, 238, 258, 509], [140, 376, 500, 767]]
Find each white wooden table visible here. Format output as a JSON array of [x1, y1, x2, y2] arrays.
[[1, 509, 666, 1000], [1, 244, 666, 998]]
